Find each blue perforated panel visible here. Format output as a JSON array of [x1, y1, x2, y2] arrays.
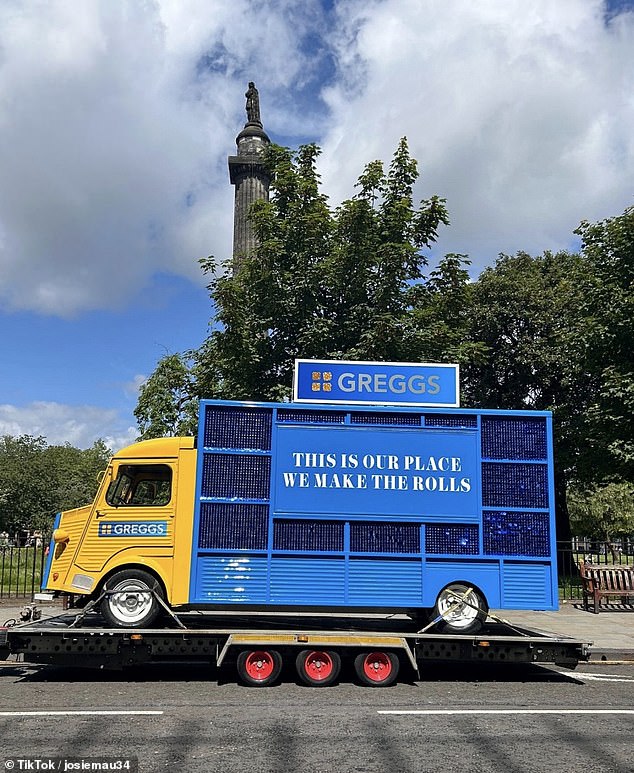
[[277, 409, 345, 424], [191, 400, 557, 613], [481, 417, 547, 460], [273, 520, 344, 552], [350, 522, 420, 554], [350, 412, 422, 426], [426, 525, 479, 555], [482, 463, 548, 508], [201, 454, 271, 500], [424, 414, 477, 428], [484, 511, 550, 557], [199, 503, 268, 550], [203, 406, 272, 450]]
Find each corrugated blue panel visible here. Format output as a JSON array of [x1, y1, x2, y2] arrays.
[[273, 520, 344, 551], [350, 412, 422, 426], [348, 559, 422, 605], [503, 563, 552, 608], [426, 525, 479, 555], [350, 522, 420, 554], [481, 417, 547, 460], [423, 560, 501, 608], [201, 453, 271, 499], [269, 558, 345, 603], [481, 463, 548, 508], [483, 511, 550, 557], [193, 555, 268, 603], [199, 503, 268, 550], [424, 414, 477, 428], [203, 405, 272, 450]]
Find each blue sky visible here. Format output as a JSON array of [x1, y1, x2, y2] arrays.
[[0, 0, 633, 451]]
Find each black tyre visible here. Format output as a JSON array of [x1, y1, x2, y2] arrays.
[[237, 649, 283, 687], [354, 651, 400, 687], [296, 649, 341, 687], [432, 582, 488, 634], [100, 569, 164, 628]]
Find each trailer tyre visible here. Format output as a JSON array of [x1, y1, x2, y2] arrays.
[[296, 649, 341, 687], [237, 649, 282, 687], [354, 651, 399, 687], [100, 569, 164, 629], [433, 582, 487, 634]]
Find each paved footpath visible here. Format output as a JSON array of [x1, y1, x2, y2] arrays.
[[491, 601, 634, 661], [2, 598, 634, 661]]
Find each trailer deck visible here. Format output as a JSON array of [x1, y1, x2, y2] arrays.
[[1, 610, 591, 685]]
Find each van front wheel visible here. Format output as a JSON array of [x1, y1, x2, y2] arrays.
[[100, 569, 164, 628]]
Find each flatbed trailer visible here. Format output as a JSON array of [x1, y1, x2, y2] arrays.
[[1, 610, 591, 687]]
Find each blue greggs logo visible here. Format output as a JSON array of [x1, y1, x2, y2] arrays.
[[98, 521, 168, 537], [294, 360, 459, 407]]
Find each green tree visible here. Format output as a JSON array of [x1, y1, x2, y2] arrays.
[[0, 435, 51, 534], [194, 138, 452, 400], [575, 205, 634, 483], [463, 250, 592, 543], [568, 482, 634, 561], [134, 353, 198, 440], [0, 436, 110, 534], [405, 253, 487, 366], [45, 439, 112, 513]]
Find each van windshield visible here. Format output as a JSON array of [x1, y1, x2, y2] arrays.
[[106, 464, 172, 507]]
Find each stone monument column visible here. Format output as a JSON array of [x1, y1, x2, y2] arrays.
[[228, 82, 271, 273]]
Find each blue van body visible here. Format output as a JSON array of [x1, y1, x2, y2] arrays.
[[188, 400, 558, 613]]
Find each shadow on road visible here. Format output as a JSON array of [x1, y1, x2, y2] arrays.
[[1, 659, 583, 685]]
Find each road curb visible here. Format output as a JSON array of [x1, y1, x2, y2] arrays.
[[587, 649, 634, 663]]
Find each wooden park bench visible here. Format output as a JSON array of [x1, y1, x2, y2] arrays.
[[579, 560, 634, 613]]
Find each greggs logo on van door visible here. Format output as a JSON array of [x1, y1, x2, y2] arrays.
[[98, 521, 168, 537], [294, 360, 460, 407]]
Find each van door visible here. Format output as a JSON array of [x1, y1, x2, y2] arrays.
[[74, 461, 176, 575]]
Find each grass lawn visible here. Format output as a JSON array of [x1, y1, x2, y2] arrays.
[[0, 545, 47, 598]]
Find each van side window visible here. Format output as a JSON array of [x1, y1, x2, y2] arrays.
[[106, 464, 172, 507]]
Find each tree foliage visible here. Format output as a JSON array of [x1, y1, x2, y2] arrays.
[[568, 482, 634, 553], [0, 436, 111, 534], [134, 136, 632, 541], [134, 353, 197, 440], [575, 206, 634, 483], [194, 139, 459, 400]]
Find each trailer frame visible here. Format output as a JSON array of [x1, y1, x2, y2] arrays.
[[1, 609, 591, 684]]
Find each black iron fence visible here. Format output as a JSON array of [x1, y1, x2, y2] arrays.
[[558, 538, 634, 601], [0, 539, 49, 600], [1, 536, 632, 602]]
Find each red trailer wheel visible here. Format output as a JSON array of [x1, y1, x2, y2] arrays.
[[236, 649, 282, 687], [354, 651, 399, 687], [296, 649, 341, 686]]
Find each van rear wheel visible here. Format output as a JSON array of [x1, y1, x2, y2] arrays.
[[100, 569, 163, 628], [432, 582, 487, 634]]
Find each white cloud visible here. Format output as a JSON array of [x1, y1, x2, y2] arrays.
[[0, 0, 328, 316], [0, 401, 137, 452], [0, 0, 633, 318], [123, 374, 148, 400], [320, 0, 634, 270]]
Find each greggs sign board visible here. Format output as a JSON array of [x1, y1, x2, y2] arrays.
[[293, 359, 460, 407]]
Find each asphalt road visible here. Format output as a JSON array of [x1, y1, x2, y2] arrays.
[[1, 661, 633, 773]]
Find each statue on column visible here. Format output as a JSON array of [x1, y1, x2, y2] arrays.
[[245, 81, 261, 124]]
